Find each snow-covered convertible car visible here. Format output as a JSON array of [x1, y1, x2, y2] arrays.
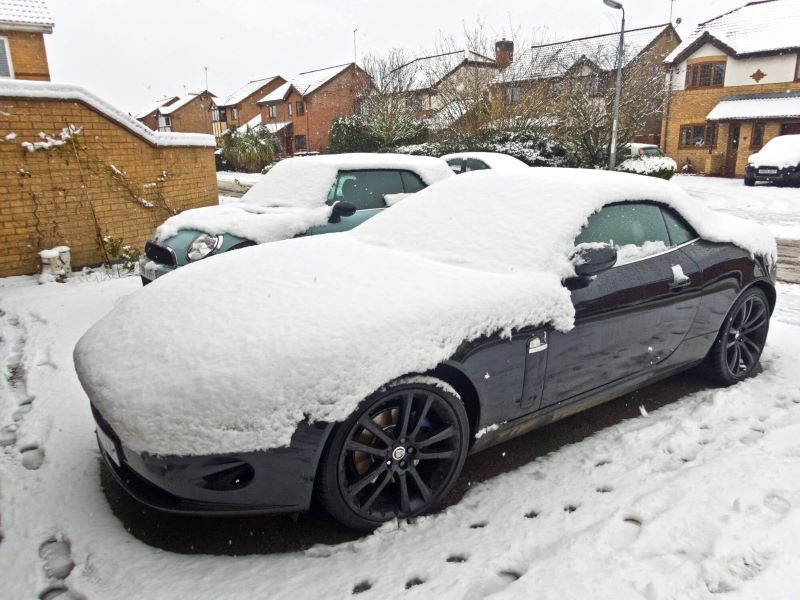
[[75, 168, 777, 532], [139, 153, 454, 283]]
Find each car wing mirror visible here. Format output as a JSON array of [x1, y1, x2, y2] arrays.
[[328, 201, 357, 224], [570, 243, 618, 278]]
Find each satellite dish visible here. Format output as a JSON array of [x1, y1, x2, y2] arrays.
[[676, 17, 682, 25]]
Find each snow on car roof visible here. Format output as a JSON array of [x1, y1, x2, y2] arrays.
[[152, 153, 455, 242], [440, 152, 529, 169], [75, 168, 775, 456], [748, 134, 800, 169]]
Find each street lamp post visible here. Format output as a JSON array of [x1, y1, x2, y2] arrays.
[[604, 0, 625, 170]]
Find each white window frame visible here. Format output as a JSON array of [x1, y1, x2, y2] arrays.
[[288, 102, 293, 117], [157, 114, 172, 132], [230, 107, 238, 120], [0, 36, 14, 78], [268, 104, 277, 118]]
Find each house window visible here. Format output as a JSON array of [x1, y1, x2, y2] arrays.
[[0, 36, 13, 78], [796, 53, 800, 80], [294, 135, 307, 150], [296, 101, 305, 116], [680, 124, 716, 147], [212, 107, 226, 123], [548, 81, 558, 99], [157, 115, 172, 132], [686, 62, 725, 88], [751, 123, 765, 147], [506, 86, 521, 104], [230, 107, 238, 121], [288, 102, 293, 117], [268, 104, 277, 119]]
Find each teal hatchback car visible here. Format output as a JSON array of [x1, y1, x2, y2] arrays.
[[140, 153, 454, 283]]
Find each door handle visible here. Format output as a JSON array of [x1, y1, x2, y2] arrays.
[[669, 264, 691, 290]]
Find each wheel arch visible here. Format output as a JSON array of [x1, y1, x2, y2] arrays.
[[428, 362, 481, 445], [746, 278, 776, 315]]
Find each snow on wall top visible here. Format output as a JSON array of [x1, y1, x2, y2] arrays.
[[216, 76, 279, 108], [74, 168, 775, 456], [502, 24, 669, 83], [441, 152, 529, 170], [707, 91, 800, 121], [391, 50, 497, 92], [0, 79, 215, 147], [665, 0, 800, 63], [0, 0, 53, 32]]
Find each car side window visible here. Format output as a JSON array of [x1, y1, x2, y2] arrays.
[[574, 203, 672, 264], [446, 158, 464, 174], [400, 171, 426, 193], [464, 158, 490, 172], [661, 207, 697, 246], [327, 170, 405, 210]]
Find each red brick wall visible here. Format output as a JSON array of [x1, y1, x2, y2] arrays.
[[169, 91, 214, 134], [1, 30, 50, 80], [0, 97, 216, 276]]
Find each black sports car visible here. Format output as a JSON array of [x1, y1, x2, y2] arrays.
[[74, 168, 777, 532]]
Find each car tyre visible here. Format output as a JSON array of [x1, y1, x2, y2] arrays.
[[317, 379, 469, 532], [744, 176, 755, 187], [703, 287, 770, 385]]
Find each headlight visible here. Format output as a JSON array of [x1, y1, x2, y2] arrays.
[[186, 233, 223, 262]]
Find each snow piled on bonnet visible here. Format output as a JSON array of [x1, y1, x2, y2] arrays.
[[75, 169, 776, 456], [441, 152, 530, 170], [748, 134, 800, 169], [154, 153, 454, 242]]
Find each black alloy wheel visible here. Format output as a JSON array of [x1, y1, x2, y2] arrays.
[[317, 380, 469, 532], [705, 287, 770, 384]]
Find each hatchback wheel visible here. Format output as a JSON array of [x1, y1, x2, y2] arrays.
[[317, 379, 469, 532], [704, 287, 770, 385]]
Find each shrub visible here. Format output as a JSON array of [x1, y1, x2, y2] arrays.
[[220, 126, 279, 172], [329, 116, 380, 153], [616, 156, 677, 180], [102, 235, 139, 275]]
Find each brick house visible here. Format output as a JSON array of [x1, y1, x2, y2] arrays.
[[390, 49, 501, 126], [210, 76, 285, 139], [498, 24, 680, 143], [135, 91, 215, 135], [254, 63, 369, 154], [661, 0, 800, 177], [0, 0, 52, 81]]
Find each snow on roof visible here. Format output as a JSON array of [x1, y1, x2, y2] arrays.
[[133, 96, 178, 120], [0, 79, 215, 147], [707, 91, 800, 121], [291, 63, 354, 96], [257, 81, 292, 104], [503, 24, 669, 83], [216, 76, 279, 108], [441, 152, 529, 170], [235, 114, 291, 134], [665, 0, 800, 63], [158, 92, 212, 115], [392, 50, 497, 92], [0, 0, 53, 32], [75, 168, 775, 455]]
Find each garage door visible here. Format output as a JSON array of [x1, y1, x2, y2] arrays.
[[781, 122, 800, 135]]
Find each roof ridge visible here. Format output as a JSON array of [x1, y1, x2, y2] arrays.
[[528, 23, 669, 49], [297, 63, 352, 76], [699, 0, 778, 26]]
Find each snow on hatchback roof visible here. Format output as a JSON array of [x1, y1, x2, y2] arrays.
[[75, 168, 775, 456], [240, 153, 454, 207], [441, 152, 529, 169], [749, 134, 800, 169]]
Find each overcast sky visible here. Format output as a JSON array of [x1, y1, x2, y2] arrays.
[[46, 0, 747, 114]]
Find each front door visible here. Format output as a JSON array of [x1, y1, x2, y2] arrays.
[[781, 122, 800, 135], [725, 124, 740, 177], [540, 202, 701, 408]]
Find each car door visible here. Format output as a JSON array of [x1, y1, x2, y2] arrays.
[[538, 202, 701, 408], [309, 169, 416, 235]]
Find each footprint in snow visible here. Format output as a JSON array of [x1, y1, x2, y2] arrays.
[[469, 521, 487, 529], [564, 504, 579, 513], [763, 493, 791, 517], [740, 427, 765, 445], [607, 516, 643, 550], [21, 445, 45, 470], [524, 510, 539, 519], [0, 425, 16, 447], [596, 485, 613, 494], [595, 459, 612, 467], [446, 554, 468, 563], [352, 580, 372, 594], [39, 585, 84, 600], [498, 570, 523, 582], [405, 577, 425, 589], [39, 538, 75, 580]]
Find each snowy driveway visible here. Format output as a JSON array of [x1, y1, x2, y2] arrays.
[[1, 275, 800, 599]]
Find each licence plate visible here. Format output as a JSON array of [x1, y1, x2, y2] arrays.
[[759, 168, 778, 175], [97, 428, 120, 466], [143, 263, 157, 281]]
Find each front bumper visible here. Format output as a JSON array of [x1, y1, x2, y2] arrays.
[[93, 404, 333, 516], [746, 164, 800, 185]]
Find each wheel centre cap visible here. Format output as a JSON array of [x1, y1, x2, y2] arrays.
[[392, 446, 407, 461]]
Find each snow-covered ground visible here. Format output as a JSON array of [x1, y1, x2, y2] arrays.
[[1, 273, 800, 599], [216, 171, 265, 188], [674, 175, 800, 241]]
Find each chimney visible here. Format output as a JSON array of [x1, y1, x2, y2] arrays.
[[495, 39, 514, 71]]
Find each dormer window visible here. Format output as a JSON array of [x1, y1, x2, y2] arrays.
[[686, 62, 725, 88]]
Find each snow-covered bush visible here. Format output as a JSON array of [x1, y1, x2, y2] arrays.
[[395, 130, 566, 167], [102, 236, 139, 275], [616, 156, 677, 180], [328, 116, 380, 153]]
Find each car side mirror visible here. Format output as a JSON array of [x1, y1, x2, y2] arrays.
[[328, 201, 357, 224], [570, 243, 618, 278]]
